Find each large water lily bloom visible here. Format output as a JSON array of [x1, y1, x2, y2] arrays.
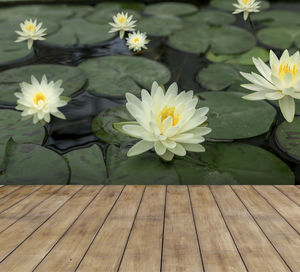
[[232, 0, 260, 21], [116, 82, 211, 161], [15, 75, 68, 124], [126, 31, 149, 52], [241, 50, 300, 123], [108, 12, 136, 39], [15, 19, 47, 50]]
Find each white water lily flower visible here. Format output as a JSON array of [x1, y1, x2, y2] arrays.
[[120, 82, 211, 161], [15, 19, 47, 50], [108, 12, 136, 39], [15, 75, 68, 124], [126, 31, 149, 52], [232, 0, 260, 21], [241, 50, 300, 123]]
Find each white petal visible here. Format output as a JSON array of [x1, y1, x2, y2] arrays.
[[181, 143, 205, 152], [279, 96, 295, 123], [169, 143, 186, 156], [127, 140, 154, 157], [160, 150, 174, 161], [154, 141, 166, 156], [265, 92, 285, 100], [242, 92, 267, 100], [122, 125, 144, 138]]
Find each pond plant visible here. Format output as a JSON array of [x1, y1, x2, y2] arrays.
[[0, 0, 298, 185]]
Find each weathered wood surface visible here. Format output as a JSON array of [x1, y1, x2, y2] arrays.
[[0, 185, 299, 272]]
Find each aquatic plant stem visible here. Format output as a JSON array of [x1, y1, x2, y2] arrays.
[[248, 15, 255, 32]]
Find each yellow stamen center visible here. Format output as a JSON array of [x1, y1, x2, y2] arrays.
[[242, 0, 250, 3], [133, 37, 140, 44], [33, 92, 46, 106], [159, 106, 179, 126], [278, 63, 297, 80], [25, 24, 35, 32], [118, 16, 126, 23]]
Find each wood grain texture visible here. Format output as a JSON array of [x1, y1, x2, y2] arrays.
[[211, 186, 290, 272], [275, 185, 300, 205], [0, 186, 81, 262], [0, 186, 21, 199], [34, 186, 123, 272], [232, 185, 300, 272], [118, 186, 165, 272], [254, 185, 300, 233], [162, 186, 203, 272], [0, 185, 41, 214], [189, 186, 247, 272], [76, 186, 145, 272], [0, 185, 61, 233]]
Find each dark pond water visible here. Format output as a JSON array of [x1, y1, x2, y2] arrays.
[[0, 0, 300, 184]]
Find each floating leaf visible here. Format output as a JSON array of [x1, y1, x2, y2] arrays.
[[63, 144, 107, 184], [0, 139, 69, 185], [105, 145, 180, 185], [78, 56, 171, 97], [0, 109, 45, 145], [184, 10, 235, 26], [197, 92, 277, 140], [275, 117, 300, 161], [252, 10, 300, 27], [257, 27, 294, 49], [206, 47, 269, 65], [92, 106, 135, 145], [0, 41, 32, 64], [0, 64, 87, 104], [173, 142, 294, 185], [143, 2, 198, 17], [210, 0, 270, 12], [138, 15, 182, 37]]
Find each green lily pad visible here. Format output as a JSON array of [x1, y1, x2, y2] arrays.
[[206, 47, 269, 65], [0, 41, 32, 64], [197, 63, 253, 91], [169, 25, 256, 54], [275, 117, 300, 161], [143, 2, 198, 17], [78, 56, 171, 97], [0, 139, 69, 185], [173, 142, 294, 185], [46, 18, 114, 46], [0, 64, 87, 104], [252, 10, 300, 27], [183, 10, 235, 26], [105, 145, 180, 185], [196, 92, 276, 140], [63, 144, 107, 184], [210, 0, 270, 12], [92, 106, 135, 145], [0, 109, 45, 145], [138, 15, 183, 37], [68, 6, 94, 18], [292, 33, 300, 50], [257, 27, 294, 49]]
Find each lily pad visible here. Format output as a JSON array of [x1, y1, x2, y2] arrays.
[[143, 2, 198, 17], [0, 139, 69, 185], [197, 92, 277, 140], [206, 47, 269, 65], [46, 18, 114, 46], [252, 10, 300, 27], [105, 145, 179, 184], [0, 41, 32, 64], [78, 56, 171, 97], [138, 15, 183, 37], [92, 106, 135, 145], [257, 27, 294, 49], [275, 117, 300, 161], [210, 0, 270, 12], [0, 109, 45, 145], [173, 142, 294, 185], [197, 63, 253, 91], [169, 25, 256, 54], [0, 64, 87, 104], [63, 144, 107, 184]]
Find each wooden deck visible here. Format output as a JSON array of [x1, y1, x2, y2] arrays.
[[0, 185, 299, 272]]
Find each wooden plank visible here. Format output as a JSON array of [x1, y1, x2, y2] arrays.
[[211, 186, 290, 272], [275, 186, 300, 206], [0, 186, 41, 214], [76, 185, 145, 272], [0, 185, 3, 188], [118, 186, 166, 272], [0, 186, 21, 199], [0, 186, 100, 272], [162, 186, 203, 272], [189, 186, 247, 272], [34, 186, 123, 272], [254, 186, 300, 233], [0, 185, 81, 262], [0, 185, 61, 233], [233, 185, 300, 272]]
